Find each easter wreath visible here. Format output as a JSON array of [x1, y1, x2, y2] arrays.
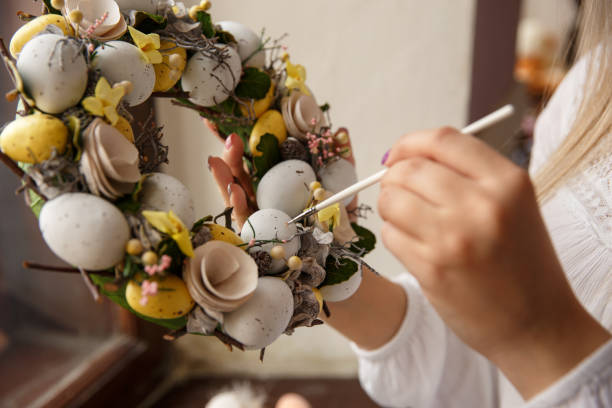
[[0, 0, 376, 354]]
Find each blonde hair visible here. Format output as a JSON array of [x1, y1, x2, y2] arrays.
[[534, 0, 612, 202]]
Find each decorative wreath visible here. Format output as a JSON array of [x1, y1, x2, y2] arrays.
[[0, 0, 376, 356]]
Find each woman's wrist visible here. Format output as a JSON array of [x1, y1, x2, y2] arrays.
[[487, 299, 611, 400]]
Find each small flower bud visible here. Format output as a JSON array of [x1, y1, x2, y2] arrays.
[[270, 245, 286, 260], [313, 187, 326, 201], [68, 10, 83, 24], [188, 5, 202, 20], [335, 130, 349, 145], [50, 0, 65, 10], [126, 239, 143, 256], [281, 52, 290, 62], [5, 89, 18, 103], [200, 0, 212, 10], [115, 80, 133, 95], [309, 181, 321, 191], [287, 256, 302, 271], [142, 251, 158, 266], [340, 147, 352, 159]]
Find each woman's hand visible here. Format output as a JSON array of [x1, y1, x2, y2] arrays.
[[379, 127, 611, 398]]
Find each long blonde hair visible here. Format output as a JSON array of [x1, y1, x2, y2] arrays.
[[534, 0, 612, 202]]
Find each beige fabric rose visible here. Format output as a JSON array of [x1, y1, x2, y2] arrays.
[[64, 0, 127, 41], [281, 91, 327, 141], [183, 240, 259, 313], [79, 118, 141, 199]]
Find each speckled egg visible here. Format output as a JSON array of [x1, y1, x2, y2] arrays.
[[241, 209, 300, 273], [319, 266, 363, 302], [17, 34, 87, 114], [10, 14, 74, 58], [181, 45, 242, 107], [126, 275, 194, 319], [93, 41, 155, 106], [223, 277, 294, 350], [139, 173, 196, 228], [317, 158, 358, 206], [217, 21, 265, 68], [39, 193, 130, 270], [0, 113, 67, 163], [256, 160, 316, 218]]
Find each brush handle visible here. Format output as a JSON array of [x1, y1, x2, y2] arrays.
[[289, 104, 515, 224]]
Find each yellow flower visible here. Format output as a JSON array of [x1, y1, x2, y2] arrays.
[[142, 210, 195, 258], [82, 77, 124, 126], [128, 26, 162, 64], [317, 203, 341, 229], [285, 57, 310, 96]]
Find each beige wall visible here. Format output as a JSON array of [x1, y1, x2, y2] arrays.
[[156, 0, 477, 377]]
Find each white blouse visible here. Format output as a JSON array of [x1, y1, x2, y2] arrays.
[[352, 55, 612, 408]]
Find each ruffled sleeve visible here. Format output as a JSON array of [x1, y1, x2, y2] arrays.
[[351, 274, 497, 408]]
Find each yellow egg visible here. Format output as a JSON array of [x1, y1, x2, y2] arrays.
[[205, 223, 245, 247], [10, 14, 74, 58], [126, 275, 195, 319], [0, 113, 68, 163], [153, 40, 187, 92], [113, 116, 135, 143], [249, 110, 287, 157], [240, 82, 275, 119]]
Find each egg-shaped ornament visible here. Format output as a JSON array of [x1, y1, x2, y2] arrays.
[[317, 158, 358, 206], [139, 173, 196, 228], [16, 34, 87, 114], [217, 21, 265, 68], [256, 160, 316, 218], [39, 193, 130, 270], [223, 277, 294, 350], [181, 44, 242, 107], [0, 113, 68, 163], [319, 264, 363, 302], [126, 275, 195, 319], [115, 0, 160, 13], [93, 41, 155, 106], [9, 14, 74, 58], [240, 209, 300, 274]]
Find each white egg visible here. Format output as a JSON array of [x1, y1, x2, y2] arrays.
[[39, 193, 130, 270], [17, 34, 87, 114], [318, 158, 358, 206], [223, 277, 294, 350], [256, 160, 316, 218], [115, 0, 160, 13], [139, 173, 196, 228], [181, 44, 242, 107], [93, 41, 155, 106], [217, 21, 265, 68], [319, 266, 363, 302], [241, 209, 300, 274]]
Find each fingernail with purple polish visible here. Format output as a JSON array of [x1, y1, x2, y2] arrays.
[[381, 149, 390, 165]]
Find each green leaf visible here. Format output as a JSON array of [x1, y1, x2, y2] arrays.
[[196, 11, 215, 38], [27, 190, 44, 218], [67, 115, 82, 162], [157, 238, 184, 274], [234, 68, 271, 100], [192, 215, 213, 232], [252, 133, 280, 181], [349, 223, 376, 255], [320, 103, 330, 113], [42, 0, 62, 14], [90, 274, 187, 330], [321, 256, 359, 286], [216, 30, 237, 45], [132, 11, 167, 33]]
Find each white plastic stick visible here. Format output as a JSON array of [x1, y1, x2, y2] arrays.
[[288, 104, 515, 224]]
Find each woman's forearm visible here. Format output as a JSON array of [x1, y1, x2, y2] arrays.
[[322, 266, 407, 350]]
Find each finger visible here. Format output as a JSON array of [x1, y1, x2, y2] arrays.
[[203, 118, 224, 143], [208, 156, 233, 206], [381, 221, 432, 279], [382, 157, 476, 206], [378, 185, 439, 241], [228, 183, 251, 229], [222, 133, 255, 201], [385, 127, 514, 180], [333, 127, 355, 166]]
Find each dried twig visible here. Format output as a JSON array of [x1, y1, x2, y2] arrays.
[[213, 328, 245, 351], [322, 301, 331, 318], [22, 261, 114, 276], [163, 328, 188, 341], [79, 267, 101, 302], [151, 91, 190, 99], [0, 151, 48, 201]]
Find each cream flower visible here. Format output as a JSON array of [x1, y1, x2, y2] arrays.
[[63, 0, 127, 41]]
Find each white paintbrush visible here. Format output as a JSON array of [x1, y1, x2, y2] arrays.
[[288, 104, 515, 225]]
